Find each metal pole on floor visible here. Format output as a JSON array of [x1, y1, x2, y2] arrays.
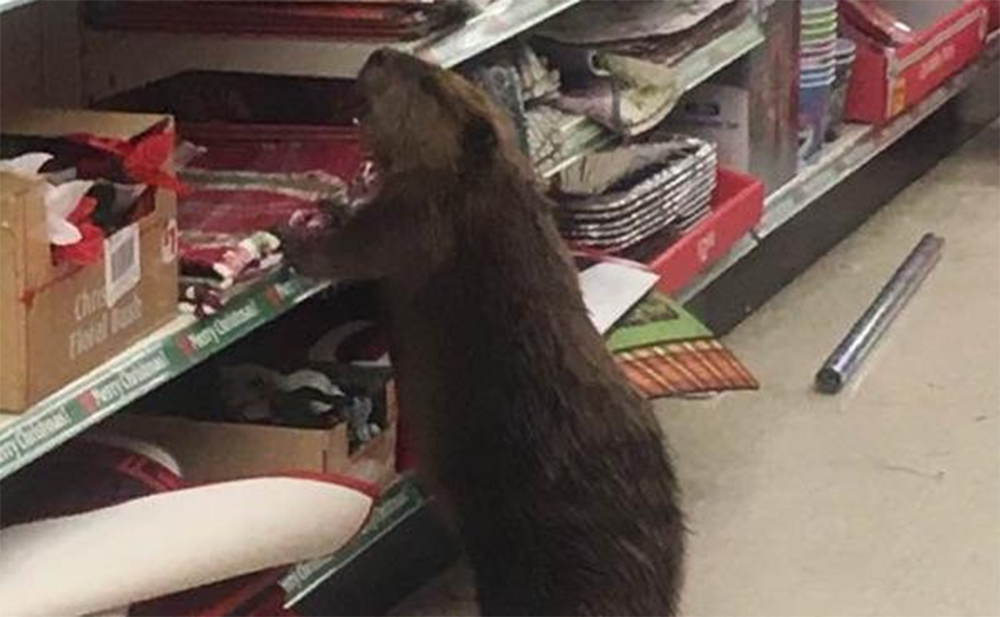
[[815, 233, 945, 394]]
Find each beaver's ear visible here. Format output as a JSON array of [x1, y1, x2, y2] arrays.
[[462, 115, 498, 160]]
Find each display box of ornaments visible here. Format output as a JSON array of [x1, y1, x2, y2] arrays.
[[0, 109, 181, 412], [101, 292, 402, 488], [103, 380, 399, 488]]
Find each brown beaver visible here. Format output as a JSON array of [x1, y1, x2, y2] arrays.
[[282, 48, 685, 616]]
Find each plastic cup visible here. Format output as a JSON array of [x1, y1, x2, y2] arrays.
[[833, 37, 857, 60], [802, 21, 838, 39], [801, 43, 837, 60], [801, 11, 837, 27], [826, 40, 858, 141], [799, 72, 835, 164], [802, 58, 836, 73]]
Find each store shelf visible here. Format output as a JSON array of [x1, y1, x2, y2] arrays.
[[280, 476, 428, 609], [6, 22, 992, 483], [1, 1, 992, 614], [0, 274, 329, 481], [676, 33, 999, 304], [676, 234, 756, 304], [538, 16, 766, 179], [0, 0, 34, 14], [760, 47, 999, 237], [675, 15, 766, 94], [80, 0, 585, 101], [414, 0, 584, 67]]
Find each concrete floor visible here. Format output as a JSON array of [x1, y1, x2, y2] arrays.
[[389, 122, 1000, 617]]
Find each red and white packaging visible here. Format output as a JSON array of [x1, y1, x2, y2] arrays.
[[843, 0, 990, 125]]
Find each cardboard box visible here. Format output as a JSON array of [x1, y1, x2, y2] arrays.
[[844, 0, 990, 124], [0, 110, 179, 411], [102, 388, 398, 487]]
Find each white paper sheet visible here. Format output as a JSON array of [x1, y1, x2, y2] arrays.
[[579, 261, 659, 334], [0, 476, 374, 617]]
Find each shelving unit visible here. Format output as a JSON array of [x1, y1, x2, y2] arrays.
[[677, 30, 1000, 304], [0, 6, 767, 487], [0, 0, 31, 14], [280, 477, 428, 609], [80, 0, 586, 101], [3, 0, 998, 614], [538, 15, 765, 178], [0, 275, 330, 480], [0, 261, 419, 609]]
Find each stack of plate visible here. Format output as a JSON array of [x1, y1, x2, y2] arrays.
[[826, 37, 857, 141], [556, 136, 717, 253], [799, 0, 839, 164]]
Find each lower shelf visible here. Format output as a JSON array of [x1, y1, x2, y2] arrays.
[[677, 32, 999, 303], [280, 476, 429, 608], [0, 274, 330, 481]]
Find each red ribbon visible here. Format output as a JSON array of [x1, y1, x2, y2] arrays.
[[51, 196, 104, 266], [67, 126, 187, 194]]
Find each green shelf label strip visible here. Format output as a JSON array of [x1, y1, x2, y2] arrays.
[[281, 477, 428, 608], [0, 275, 329, 481]]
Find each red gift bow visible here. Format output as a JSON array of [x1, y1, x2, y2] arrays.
[[67, 123, 187, 194]]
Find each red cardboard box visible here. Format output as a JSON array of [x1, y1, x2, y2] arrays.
[[844, 0, 990, 125], [639, 168, 764, 295]]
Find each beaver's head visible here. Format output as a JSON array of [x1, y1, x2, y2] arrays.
[[278, 50, 526, 281], [355, 48, 513, 175]]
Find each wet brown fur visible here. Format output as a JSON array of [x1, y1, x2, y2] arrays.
[[283, 49, 685, 616]]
